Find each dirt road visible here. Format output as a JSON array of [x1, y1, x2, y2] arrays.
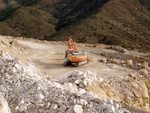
[[17, 39, 138, 80]]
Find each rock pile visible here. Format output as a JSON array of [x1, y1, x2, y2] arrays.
[[0, 94, 11, 113], [91, 73, 150, 111], [0, 51, 135, 113], [9, 40, 30, 51], [99, 58, 150, 71], [60, 70, 99, 88], [110, 46, 129, 54]]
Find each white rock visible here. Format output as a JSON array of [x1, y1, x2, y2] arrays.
[[120, 109, 130, 113], [74, 80, 81, 84], [19, 100, 25, 105], [0, 95, 11, 113], [79, 99, 88, 106], [100, 103, 107, 110], [83, 81, 87, 86], [0, 51, 134, 113], [73, 105, 83, 113], [107, 104, 115, 112], [113, 103, 119, 109], [15, 106, 19, 111], [19, 105, 27, 113], [36, 94, 44, 100], [123, 49, 129, 54], [59, 105, 67, 112], [53, 104, 58, 110]]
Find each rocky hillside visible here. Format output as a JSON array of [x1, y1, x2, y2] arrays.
[[0, 0, 149, 51]]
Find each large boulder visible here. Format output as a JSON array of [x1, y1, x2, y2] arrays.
[[0, 94, 11, 113]]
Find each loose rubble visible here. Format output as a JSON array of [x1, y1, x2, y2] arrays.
[[99, 57, 150, 71], [110, 46, 129, 54], [0, 51, 134, 113]]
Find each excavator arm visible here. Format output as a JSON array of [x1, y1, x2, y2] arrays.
[[68, 37, 78, 53]]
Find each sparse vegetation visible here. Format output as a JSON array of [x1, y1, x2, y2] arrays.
[[0, 0, 149, 51], [0, 7, 19, 21]]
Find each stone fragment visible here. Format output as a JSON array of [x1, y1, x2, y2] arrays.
[[73, 105, 83, 113], [139, 69, 148, 76], [99, 58, 107, 63], [36, 94, 44, 100], [0, 95, 11, 113], [83, 81, 87, 86], [74, 80, 80, 84], [123, 49, 129, 54], [131, 82, 138, 89], [53, 104, 58, 110], [141, 62, 149, 69], [19, 105, 27, 113], [59, 105, 67, 112], [79, 99, 88, 106], [126, 60, 133, 66], [19, 100, 25, 105], [120, 109, 131, 113], [66, 105, 83, 113]]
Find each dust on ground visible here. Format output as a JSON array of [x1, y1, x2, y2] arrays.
[[15, 39, 146, 80]]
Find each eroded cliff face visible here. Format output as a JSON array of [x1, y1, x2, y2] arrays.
[[146, 81, 150, 110], [89, 76, 150, 111]]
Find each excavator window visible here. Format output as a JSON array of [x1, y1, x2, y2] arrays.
[[70, 51, 74, 55], [69, 50, 85, 56]]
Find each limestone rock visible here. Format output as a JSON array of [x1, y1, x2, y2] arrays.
[[73, 105, 83, 113], [126, 60, 133, 66], [19, 105, 27, 113], [66, 105, 83, 113], [59, 105, 67, 112], [36, 94, 45, 100], [0, 95, 11, 113], [131, 82, 138, 89], [79, 99, 88, 106], [0, 50, 135, 113]]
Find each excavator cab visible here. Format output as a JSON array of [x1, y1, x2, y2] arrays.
[[64, 38, 88, 66]]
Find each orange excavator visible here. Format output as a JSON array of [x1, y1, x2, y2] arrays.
[[64, 37, 88, 66]]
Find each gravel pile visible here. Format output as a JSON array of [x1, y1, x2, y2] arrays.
[[0, 51, 130, 113]]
